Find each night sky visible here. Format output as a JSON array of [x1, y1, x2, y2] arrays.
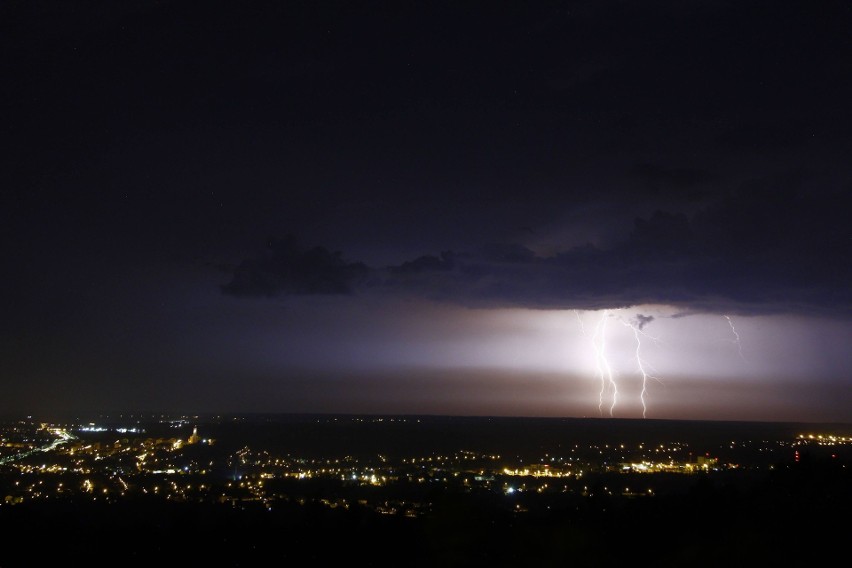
[[3, 1, 851, 422]]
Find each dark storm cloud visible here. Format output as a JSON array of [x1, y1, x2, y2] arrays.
[[632, 315, 654, 330], [373, 178, 850, 316], [221, 235, 368, 297], [389, 252, 455, 276], [478, 243, 537, 264], [7, 0, 849, 320], [224, 175, 850, 317]]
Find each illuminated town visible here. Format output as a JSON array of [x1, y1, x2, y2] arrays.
[[2, 414, 850, 516], [1, 414, 850, 565]]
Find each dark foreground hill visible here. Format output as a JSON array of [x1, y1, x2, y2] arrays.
[[1, 454, 848, 567]]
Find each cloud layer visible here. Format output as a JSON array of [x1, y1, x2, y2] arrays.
[[222, 235, 369, 297], [223, 178, 850, 317]]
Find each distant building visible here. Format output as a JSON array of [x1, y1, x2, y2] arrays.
[[187, 426, 201, 445]]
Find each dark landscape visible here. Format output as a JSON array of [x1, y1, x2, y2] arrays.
[[1, 414, 850, 566]]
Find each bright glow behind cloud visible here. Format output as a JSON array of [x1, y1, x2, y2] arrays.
[[252, 299, 847, 380], [152, 291, 852, 421]]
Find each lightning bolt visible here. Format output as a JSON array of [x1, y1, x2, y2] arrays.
[[572, 309, 744, 420], [723, 315, 746, 361], [591, 310, 617, 416], [574, 309, 586, 335], [577, 309, 666, 419], [620, 319, 663, 419]]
